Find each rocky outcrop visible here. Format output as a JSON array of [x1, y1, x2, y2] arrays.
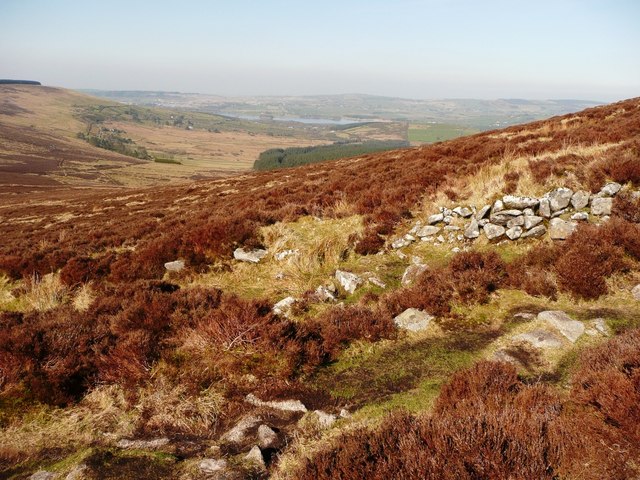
[[335, 270, 363, 294], [538, 310, 584, 343], [512, 329, 564, 349]]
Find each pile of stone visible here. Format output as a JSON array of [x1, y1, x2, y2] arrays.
[[394, 182, 623, 247]]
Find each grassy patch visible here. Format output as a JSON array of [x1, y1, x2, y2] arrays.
[[408, 123, 478, 143], [153, 157, 182, 165]]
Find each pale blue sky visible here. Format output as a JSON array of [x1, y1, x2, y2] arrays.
[[1, 0, 638, 100]]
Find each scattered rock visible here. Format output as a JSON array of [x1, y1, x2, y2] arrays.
[[523, 215, 543, 230], [483, 223, 505, 240], [416, 225, 441, 237], [492, 199, 505, 213], [401, 264, 428, 286], [513, 312, 536, 321], [234, 248, 268, 264], [478, 218, 490, 227], [506, 216, 524, 229], [521, 225, 547, 238], [244, 446, 265, 468], [273, 296, 296, 316], [245, 393, 307, 413], [220, 415, 261, 444], [490, 209, 524, 225], [548, 187, 573, 211], [523, 208, 535, 216], [538, 310, 585, 343], [404, 234, 416, 242], [453, 206, 473, 218], [444, 225, 460, 231], [29, 472, 56, 480], [314, 410, 337, 428], [476, 204, 491, 220], [502, 195, 539, 210], [591, 197, 613, 216], [335, 270, 363, 294], [505, 226, 523, 240], [315, 285, 337, 302], [427, 213, 444, 224], [571, 190, 590, 209], [368, 276, 387, 289], [116, 437, 170, 450], [632, 284, 640, 300], [199, 458, 228, 474], [257, 424, 280, 449], [164, 260, 185, 272], [436, 235, 445, 243], [442, 215, 454, 224], [339, 408, 351, 418], [512, 329, 564, 349], [275, 249, 298, 261], [393, 308, 433, 332], [599, 182, 622, 197], [593, 318, 609, 336], [549, 218, 577, 240], [538, 198, 551, 218], [391, 237, 412, 249], [571, 212, 589, 221], [65, 464, 87, 480]]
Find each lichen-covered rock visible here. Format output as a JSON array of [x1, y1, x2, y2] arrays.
[[483, 223, 505, 240], [523, 215, 543, 230], [116, 438, 170, 450], [505, 226, 523, 240], [538, 197, 551, 218], [599, 182, 622, 197], [591, 197, 613, 216], [244, 446, 265, 469], [315, 285, 337, 302], [314, 410, 337, 428], [220, 415, 261, 444], [476, 204, 491, 220], [273, 296, 296, 316], [464, 218, 480, 239], [571, 212, 588, 221], [571, 190, 590, 209], [506, 216, 524, 229], [452, 206, 473, 218], [394, 308, 433, 332], [234, 248, 268, 263], [245, 393, 307, 413], [275, 249, 299, 261], [335, 270, 363, 294], [29, 472, 56, 480], [427, 213, 444, 224], [492, 199, 505, 213], [521, 225, 547, 238], [512, 329, 564, 349], [502, 195, 539, 210], [548, 187, 573, 211], [416, 225, 441, 237], [164, 260, 185, 272], [538, 310, 585, 343], [401, 263, 428, 286], [549, 218, 577, 240], [257, 424, 281, 449], [632, 284, 640, 300]]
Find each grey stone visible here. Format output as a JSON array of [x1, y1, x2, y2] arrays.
[[549, 218, 577, 240], [492, 349, 520, 365], [220, 415, 261, 444], [335, 270, 363, 294], [513, 312, 536, 321], [453, 206, 473, 218], [506, 216, 524, 229], [538, 310, 585, 343], [591, 197, 613, 216], [315, 285, 337, 302], [404, 234, 416, 242], [116, 437, 170, 450], [273, 296, 296, 316], [464, 218, 480, 239], [340, 408, 351, 418], [476, 204, 492, 220], [199, 458, 228, 474], [440, 207, 454, 216], [478, 218, 490, 227], [257, 424, 280, 449], [442, 215, 454, 224], [275, 249, 298, 261], [245, 446, 265, 468], [492, 199, 505, 213], [548, 187, 573, 211], [538, 198, 551, 218], [393, 308, 434, 332], [505, 226, 523, 240], [513, 329, 564, 349], [502, 195, 539, 210], [632, 284, 640, 300], [29, 472, 56, 480], [368, 276, 387, 289], [571, 212, 589, 221], [551, 208, 570, 218], [436, 235, 445, 243], [245, 393, 307, 413], [444, 225, 460, 231], [521, 225, 547, 238], [314, 410, 337, 428], [593, 318, 609, 336], [427, 213, 444, 224], [452, 247, 461, 253], [416, 225, 441, 237], [571, 190, 590, 209], [391, 238, 412, 249], [490, 210, 523, 225], [234, 248, 268, 264], [164, 260, 185, 272], [523, 215, 543, 230], [523, 208, 535, 216], [483, 223, 505, 240], [599, 182, 622, 197], [402, 264, 428, 286]]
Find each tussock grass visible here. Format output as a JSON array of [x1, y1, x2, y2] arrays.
[[24, 273, 68, 312], [72, 282, 95, 312]]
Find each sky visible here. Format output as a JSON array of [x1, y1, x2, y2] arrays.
[[1, 0, 639, 101]]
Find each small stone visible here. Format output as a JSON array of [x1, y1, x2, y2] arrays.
[[391, 238, 411, 249], [453, 206, 473, 218], [506, 216, 524, 229], [29, 472, 56, 480], [549, 218, 577, 240], [442, 215, 454, 224], [538, 310, 585, 343], [452, 247, 461, 253], [245, 393, 307, 413], [315, 285, 337, 302], [234, 248, 268, 264], [427, 213, 444, 224], [393, 308, 433, 332], [199, 458, 228, 474], [404, 234, 416, 242], [599, 182, 622, 197], [591, 197, 613, 216], [335, 270, 363, 294], [368, 276, 387, 289], [478, 218, 490, 227], [505, 226, 523, 240], [571, 212, 589, 221], [314, 410, 337, 428], [476, 205, 491, 220], [551, 208, 571, 218], [245, 446, 265, 468], [521, 225, 547, 238], [483, 223, 505, 240], [492, 199, 505, 213], [502, 195, 539, 210], [275, 249, 298, 261], [65, 464, 87, 480], [513, 329, 564, 349], [490, 210, 523, 225], [593, 318, 609, 336], [523, 208, 535, 216], [220, 415, 261, 444], [436, 235, 445, 243], [538, 198, 551, 218], [401, 264, 428, 286], [444, 225, 460, 231], [164, 260, 185, 272], [523, 215, 543, 230], [548, 187, 573, 211], [571, 190, 590, 209], [116, 438, 170, 450], [273, 296, 296, 316], [416, 225, 441, 237], [513, 312, 536, 321], [632, 284, 640, 300], [257, 424, 280, 449], [339, 408, 351, 418]]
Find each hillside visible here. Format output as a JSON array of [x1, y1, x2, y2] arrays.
[[1, 98, 640, 479]]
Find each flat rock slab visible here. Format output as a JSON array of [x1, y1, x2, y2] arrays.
[[234, 248, 268, 263], [246, 393, 307, 413], [538, 310, 585, 343], [393, 308, 433, 332], [512, 329, 564, 349]]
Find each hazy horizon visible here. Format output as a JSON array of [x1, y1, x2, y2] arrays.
[[1, 0, 639, 102]]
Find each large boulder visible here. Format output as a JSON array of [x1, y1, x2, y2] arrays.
[[591, 197, 613, 216], [549, 218, 577, 240], [393, 308, 433, 332], [483, 223, 505, 240], [548, 188, 573, 212], [599, 182, 622, 197], [463, 218, 480, 239], [234, 248, 268, 264], [502, 195, 539, 210], [512, 329, 564, 349], [571, 190, 590, 209], [538, 310, 585, 343], [335, 270, 363, 294]]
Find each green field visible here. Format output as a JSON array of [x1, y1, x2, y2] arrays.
[[408, 123, 479, 143]]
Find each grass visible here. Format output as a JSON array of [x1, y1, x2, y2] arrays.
[[408, 123, 479, 144], [153, 157, 182, 165]]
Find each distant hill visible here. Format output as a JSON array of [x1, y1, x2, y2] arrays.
[[0, 79, 41, 85]]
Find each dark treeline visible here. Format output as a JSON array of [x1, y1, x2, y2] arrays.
[[0, 79, 41, 85], [253, 140, 409, 171]]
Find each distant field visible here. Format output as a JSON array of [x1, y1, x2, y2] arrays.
[[408, 123, 479, 144]]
